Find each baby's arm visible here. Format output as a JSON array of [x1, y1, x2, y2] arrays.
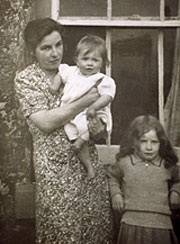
[[86, 94, 112, 118], [49, 73, 62, 94], [87, 75, 116, 118]]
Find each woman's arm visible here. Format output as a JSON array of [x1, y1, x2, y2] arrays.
[[29, 87, 99, 133]]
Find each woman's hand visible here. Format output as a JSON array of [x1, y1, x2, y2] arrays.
[[88, 114, 107, 142], [112, 194, 124, 214]]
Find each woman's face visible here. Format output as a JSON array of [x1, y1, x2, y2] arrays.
[[35, 31, 63, 74], [134, 129, 160, 161]]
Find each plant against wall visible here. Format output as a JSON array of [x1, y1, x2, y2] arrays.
[[0, 0, 36, 221]]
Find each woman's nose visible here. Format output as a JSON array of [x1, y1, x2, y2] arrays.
[[51, 47, 58, 57]]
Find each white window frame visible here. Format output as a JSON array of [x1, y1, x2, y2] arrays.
[[51, 0, 180, 126]]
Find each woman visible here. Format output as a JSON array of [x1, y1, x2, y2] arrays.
[[15, 18, 114, 244]]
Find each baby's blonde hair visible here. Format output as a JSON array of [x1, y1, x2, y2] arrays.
[[74, 35, 109, 66]]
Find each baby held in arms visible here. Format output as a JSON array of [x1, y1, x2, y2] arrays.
[[49, 35, 116, 178]]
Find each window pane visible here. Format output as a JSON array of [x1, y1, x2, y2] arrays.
[[60, 0, 107, 17], [165, 0, 179, 17], [62, 27, 106, 65], [164, 28, 176, 102], [111, 29, 159, 144], [112, 0, 160, 17]]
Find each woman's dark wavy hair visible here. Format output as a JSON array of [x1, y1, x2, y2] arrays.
[[116, 115, 178, 168], [24, 18, 63, 53]]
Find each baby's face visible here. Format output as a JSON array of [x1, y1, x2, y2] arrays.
[[134, 129, 160, 161], [76, 49, 103, 76]]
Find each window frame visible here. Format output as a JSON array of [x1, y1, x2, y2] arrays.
[[51, 0, 180, 129]]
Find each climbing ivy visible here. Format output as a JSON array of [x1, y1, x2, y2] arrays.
[[0, 0, 35, 219]]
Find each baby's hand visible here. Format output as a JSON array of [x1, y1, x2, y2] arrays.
[[86, 107, 96, 119], [112, 194, 124, 214], [170, 191, 180, 209], [88, 115, 107, 142]]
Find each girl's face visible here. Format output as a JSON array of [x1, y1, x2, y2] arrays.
[[76, 49, 103, 76], [134, 129, 160, 161], [35, 31, 63, 74]]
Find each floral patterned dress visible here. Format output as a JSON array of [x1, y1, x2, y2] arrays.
[[15, 63, 114, 244]]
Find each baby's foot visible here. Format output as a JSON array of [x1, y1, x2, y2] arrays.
[[48, 86, 59, 95], [71, 144, 79, 154], [73, 138, 85, 151]]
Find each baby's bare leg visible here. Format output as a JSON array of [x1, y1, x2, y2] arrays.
[[73, 139, 95, 178], [73, 137, 85, 151], [79, 143, 95, 178], [72, 138, 95, 178]]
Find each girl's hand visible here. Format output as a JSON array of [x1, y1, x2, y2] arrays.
[[112, 194, 124, 214], [88, 115, 107, 142], [170, 191, 180, 209]]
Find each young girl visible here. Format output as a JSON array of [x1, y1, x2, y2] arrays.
[[50, 35, 116, 178], [107, 115, 180, 244]]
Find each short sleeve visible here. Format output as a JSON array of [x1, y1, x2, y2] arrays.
[[15, 66, 49, 118], [98, 75, 116, 99]]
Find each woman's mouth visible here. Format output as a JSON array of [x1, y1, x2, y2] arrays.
[[50, 59, 60, 64]]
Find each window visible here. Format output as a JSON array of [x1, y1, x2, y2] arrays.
[[51, 0, 180, 145]]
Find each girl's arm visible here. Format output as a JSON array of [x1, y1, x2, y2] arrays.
[[29, 87, 99, 133], [106, 160, 125, 213], [169, 165, 180, 208]]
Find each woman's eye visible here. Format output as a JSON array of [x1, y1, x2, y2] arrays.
[[41, 46, 51, 51]]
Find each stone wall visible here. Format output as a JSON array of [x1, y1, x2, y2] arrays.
[[0, 0, 36, 220]]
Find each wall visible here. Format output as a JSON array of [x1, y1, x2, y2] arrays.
[[0, 0, 36, 221]]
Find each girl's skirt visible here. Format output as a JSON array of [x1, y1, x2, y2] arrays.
[[117, 223, 178, 244]]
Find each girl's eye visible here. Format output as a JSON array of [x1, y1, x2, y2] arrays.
[[56, 41, 63, 47], [152, 140, 159, 144]]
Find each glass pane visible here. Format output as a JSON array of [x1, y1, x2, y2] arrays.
[[165, 0, 179, 17], [164, 28, 176, 103], [62, 27, 106, 65], [60, 0, 107, 17], [111, 29, 159, 144], [112, 0, 159, 17]]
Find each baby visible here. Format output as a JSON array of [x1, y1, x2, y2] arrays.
[[50, 35, 116, 178]]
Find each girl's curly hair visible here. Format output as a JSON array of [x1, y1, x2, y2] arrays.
[[116, 115, 178, 168]]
